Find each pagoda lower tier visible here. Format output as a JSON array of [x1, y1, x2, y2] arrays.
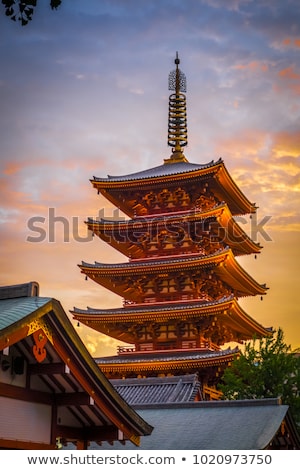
[[72, 296, 272, 351], [94, 348, 239, 393]]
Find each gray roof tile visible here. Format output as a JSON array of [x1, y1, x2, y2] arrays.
[[111, 374, 201, 405]]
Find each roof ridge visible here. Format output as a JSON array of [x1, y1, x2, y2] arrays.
[[134, 397, 284, 410], [0, 281, 39, 300]]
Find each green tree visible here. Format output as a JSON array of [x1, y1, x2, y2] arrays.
[[219, 328, 300, 430], [2, 0, 61, 26]]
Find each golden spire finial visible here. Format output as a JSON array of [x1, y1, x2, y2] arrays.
[[164, 52, 188, 164]]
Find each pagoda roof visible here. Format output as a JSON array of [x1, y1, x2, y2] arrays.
[[79, 247, 268, 298], [96, 347, 238, 365], [87, 202, 261, 257], [91, 158, 257, 216], [72, 295, 271, 343], [93, 159, 219, 183]]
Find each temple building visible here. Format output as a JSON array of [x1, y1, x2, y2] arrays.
[[0, 282, 152, 450], [72, 54, 271, 399]]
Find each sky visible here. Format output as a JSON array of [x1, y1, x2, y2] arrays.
[[0, 0, 299, 356]]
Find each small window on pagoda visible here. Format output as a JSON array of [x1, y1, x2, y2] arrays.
[[182, 323, 196, 338], [160, 324, 176, 340]]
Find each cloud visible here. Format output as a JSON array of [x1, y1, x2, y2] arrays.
[[1, 0, 300, 352], [273, 131, 300, 158], [212, 127, 300, 234], [279, 37, 300, 49], [233, 61, 269, 73], [276, 65, 300, 95], [81, 330, 121, 357]]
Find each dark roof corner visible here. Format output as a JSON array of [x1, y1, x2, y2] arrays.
[[0, 281, 39, 300]]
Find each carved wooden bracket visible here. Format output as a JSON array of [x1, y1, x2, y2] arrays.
[[32, 328, 47, 363]]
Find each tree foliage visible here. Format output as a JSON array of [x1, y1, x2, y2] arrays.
[[2, 0, 61, 25], [219, 328, 300, 429]]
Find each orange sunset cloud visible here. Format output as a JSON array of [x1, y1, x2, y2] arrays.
[[1, 0, 299, 357]]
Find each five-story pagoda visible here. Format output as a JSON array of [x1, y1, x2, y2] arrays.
[[72, 54, 271, 398]]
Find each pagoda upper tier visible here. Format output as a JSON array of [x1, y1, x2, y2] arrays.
[[86, 202, 261, 259], [91, 158, 257, 218], [79, 247, 267, 304]]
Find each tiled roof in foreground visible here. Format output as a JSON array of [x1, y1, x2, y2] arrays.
[[93, 398, 300, 450], [0, 296, 51, 331]]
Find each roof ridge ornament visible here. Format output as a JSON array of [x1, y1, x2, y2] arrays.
[[164, 52, 189, 164]]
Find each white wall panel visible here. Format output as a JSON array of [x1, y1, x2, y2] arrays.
[[0, 396, 51, 444]]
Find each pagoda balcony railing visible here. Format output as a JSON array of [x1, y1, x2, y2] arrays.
[[117, 341, 220, 355]]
